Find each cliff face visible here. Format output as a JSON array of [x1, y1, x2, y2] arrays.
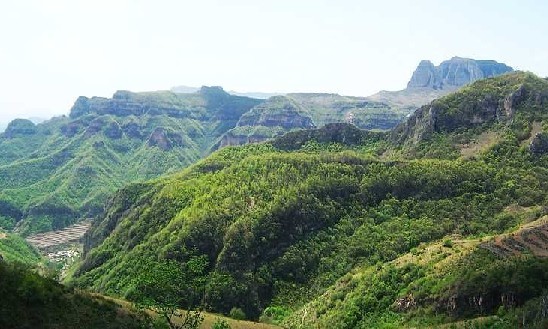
[[236, 96, 315, 129], [406, 60, 440, 89], [391, 72, 548, 145], [407, 57, 513, 89]]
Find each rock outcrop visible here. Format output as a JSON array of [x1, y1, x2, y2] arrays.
[[237, 96, 315, 129], [530, 132, 548, 155], [369, 57, 514, 109], [391, 72, 548, 144], [147, 127, 184, 150], [218, 96, 316, 147], [407, 57, 513, 89]]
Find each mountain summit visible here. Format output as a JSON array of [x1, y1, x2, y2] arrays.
[[407, 57, 513, 89], [368, 56, 514, 108]]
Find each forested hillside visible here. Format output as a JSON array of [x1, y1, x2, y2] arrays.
[[0, 261, 151, 329], [72, 72, 548, 327], [0, 87, 261, 234], [0, 86, 410, 235]]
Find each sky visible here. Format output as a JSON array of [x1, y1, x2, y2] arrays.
[[0, 0, 547, 123]]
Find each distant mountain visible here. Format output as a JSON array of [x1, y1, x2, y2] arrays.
[[170, 85, 200, 93], [171, 85, 283, 99], [228, 90, 284, 99], [219, 93, 412, 147], [0, 117, 47, 133], [368, 56, 513, 108]]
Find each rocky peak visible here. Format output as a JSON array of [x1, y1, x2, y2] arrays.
[[407, 57, 513, 90], [407, 60, 439, 89]]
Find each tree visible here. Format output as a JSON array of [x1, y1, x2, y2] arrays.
[[130, 259, 205, 329]]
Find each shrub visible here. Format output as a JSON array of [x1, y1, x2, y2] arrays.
[[229, 307, 246, 320], [443, 239, 453, 248], [212, 318, 231, 329]]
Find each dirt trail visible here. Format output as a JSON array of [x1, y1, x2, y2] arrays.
[[26, 220, 92, 249]]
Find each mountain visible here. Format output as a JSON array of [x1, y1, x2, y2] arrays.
[[406, 57, 513, 89], [171, 85, 283, 99], [228, 90, 284, 99], [391, 71, 548, 158], [0, 86, 412, 235], [71, 72, 548, 327], [0, 87, 262, 235], [219, 93, 412, 147], [368, 56, 514, 108], [0, 117, 47, 133]]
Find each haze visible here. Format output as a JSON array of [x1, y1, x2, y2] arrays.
[[0, 0, 547, 124]]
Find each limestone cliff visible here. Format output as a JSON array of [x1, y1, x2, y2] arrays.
[[407, 57, 513, 89], [369, 57, 514, 109]]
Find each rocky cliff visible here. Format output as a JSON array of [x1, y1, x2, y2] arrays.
[[407, 57, 514, 89], [391, 72, 548, 145], [369, 57, 514, 109]]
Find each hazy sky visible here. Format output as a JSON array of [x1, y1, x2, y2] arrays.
[[0, 0, 547, 123]]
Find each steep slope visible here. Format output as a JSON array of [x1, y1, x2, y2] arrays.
[[368, 57, 513, 108], [390, 71, 548, 158], [0, 231, 42, 264], [0, 87, 261, 234], [71, 72, 548, 328]]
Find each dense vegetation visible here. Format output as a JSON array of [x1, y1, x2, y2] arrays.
[[0, 87, 409, 235], [69, 72, 548, 328], [0, 231, 42, 264], [0, 261, 152, 329], [0, 87, 261, 234]]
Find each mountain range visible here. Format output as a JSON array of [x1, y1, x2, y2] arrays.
[[69, 71, 548, 328], [4, 57, 548, 329]]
